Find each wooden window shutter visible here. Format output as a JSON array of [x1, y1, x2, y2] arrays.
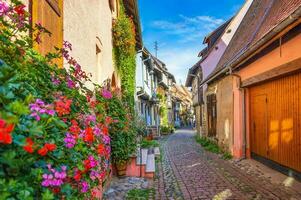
[[31, 0, 63, 66]]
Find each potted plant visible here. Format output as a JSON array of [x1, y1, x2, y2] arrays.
[[111, 131, 130, 176]]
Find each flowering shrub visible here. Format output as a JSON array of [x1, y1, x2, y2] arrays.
[[0, 0, 136, 199], [113, 1, 137, 110]]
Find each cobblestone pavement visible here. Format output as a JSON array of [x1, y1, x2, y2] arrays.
[[154, 129, 301, 200], [103, 177, 152, 200]]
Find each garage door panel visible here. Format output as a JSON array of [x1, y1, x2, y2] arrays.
[[250, 72, 301, 173]]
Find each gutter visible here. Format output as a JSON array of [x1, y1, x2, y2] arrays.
[[201, 5, 301, 87]]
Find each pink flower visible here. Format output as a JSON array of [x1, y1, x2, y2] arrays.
[[0, 2, 9, 16], [51, 76, 61, 85], [64, 133, 76, 148], [101, 89, 112, 99], [67, 77, 76, 88], [81, 181, 89, 193]]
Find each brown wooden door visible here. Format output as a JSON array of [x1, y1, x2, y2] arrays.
[[250, 72, 301, 173], [31, 0, 63, 66], [250, 94, 268, 158], [207, 94, 217, 137]]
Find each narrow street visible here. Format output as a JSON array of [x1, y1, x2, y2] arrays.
[[154, 129, 301, 200]]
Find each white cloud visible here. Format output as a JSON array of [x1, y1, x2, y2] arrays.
[[151, 14, 225, 43], [157, 46, 202, 84], [147, 14, 225, 83]]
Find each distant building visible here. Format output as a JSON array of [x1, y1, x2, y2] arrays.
[[135, 48, 176, 136], [170, 85, 193, 127]]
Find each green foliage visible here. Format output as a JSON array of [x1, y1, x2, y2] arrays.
[[0, 1, 115, 199], [195, 136, 220, 154], [140, 139, 159, 149], [112, 0, 137, 110], [126, 189, 154, 200], [195, 136, 233, 160], [222, 151, 233, 160], [158, 93, 168, 127], [160, 125, 175, 135], [97, 92, 137, 165]]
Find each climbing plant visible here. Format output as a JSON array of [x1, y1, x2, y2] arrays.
[[112, 0, 136, 111]]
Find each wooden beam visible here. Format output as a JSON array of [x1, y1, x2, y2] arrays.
[[242, 57, 301, 87]]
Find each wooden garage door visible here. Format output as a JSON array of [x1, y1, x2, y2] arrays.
[[31, 0, 63, 66], [250, 72, 301, 172]]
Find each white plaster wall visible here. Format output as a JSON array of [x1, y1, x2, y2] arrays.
[[64, 0, 116, 86], [221, 0, 253, 45]]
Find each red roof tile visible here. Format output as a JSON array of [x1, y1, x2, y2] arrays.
[[206, 0, 301, 82]]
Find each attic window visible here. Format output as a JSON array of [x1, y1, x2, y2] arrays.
[[226, 29, 232, 33]]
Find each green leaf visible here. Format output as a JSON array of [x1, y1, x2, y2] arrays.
[[61, 184, 73, 196], [7, 101, 30, 116], [17, 190, 33, 200], [29, 123, 44, 136], [13, 134, 26, 146], [42, 189, 54, 200]]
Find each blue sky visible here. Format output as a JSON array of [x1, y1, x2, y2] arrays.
[[138, 0, 245, 84]]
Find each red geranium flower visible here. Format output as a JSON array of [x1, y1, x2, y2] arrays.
[[69, 120, 80, 137], [102, 126, 108, 135], [97, 144, 105, 155], [14, 4, 26, 16], [74, 170, 82, 181], [84, 127, 94, 142], [23, 138, 35, 153], [45, 143, 56, 151], [0, 119, 14, 145], [23, 145, 34, 153], [38, 146, 48, 156], [55, 97, 72, 116]]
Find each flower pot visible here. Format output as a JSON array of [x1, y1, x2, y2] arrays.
[[116, 163, 127, 177]]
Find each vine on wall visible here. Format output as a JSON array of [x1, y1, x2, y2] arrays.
[[112, 1, 136, 111]]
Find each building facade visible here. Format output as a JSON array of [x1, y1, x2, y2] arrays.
[[24, 0, 141, 89], [202, 0, 301, 177], [186, 0, 252, 153], [135, 48, 176, 136]]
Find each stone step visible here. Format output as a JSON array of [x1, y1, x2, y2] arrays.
[[146, 153, 155, 173], [136, 148, 148, 165]]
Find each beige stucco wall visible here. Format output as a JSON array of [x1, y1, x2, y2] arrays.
[[206, 76, 234, 152], [64, 0, 118, 87], [216, 76, 234, 152]]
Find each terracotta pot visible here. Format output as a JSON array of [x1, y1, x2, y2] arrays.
[[146, 135, 153, 141], [116, 163, 127, 177]]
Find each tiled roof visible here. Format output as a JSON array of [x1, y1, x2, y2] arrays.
[[206, 0, 301, 82], [253, 0, 301, 44]]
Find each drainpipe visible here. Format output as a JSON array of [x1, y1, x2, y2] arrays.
[[227, 67, 246, 159]]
